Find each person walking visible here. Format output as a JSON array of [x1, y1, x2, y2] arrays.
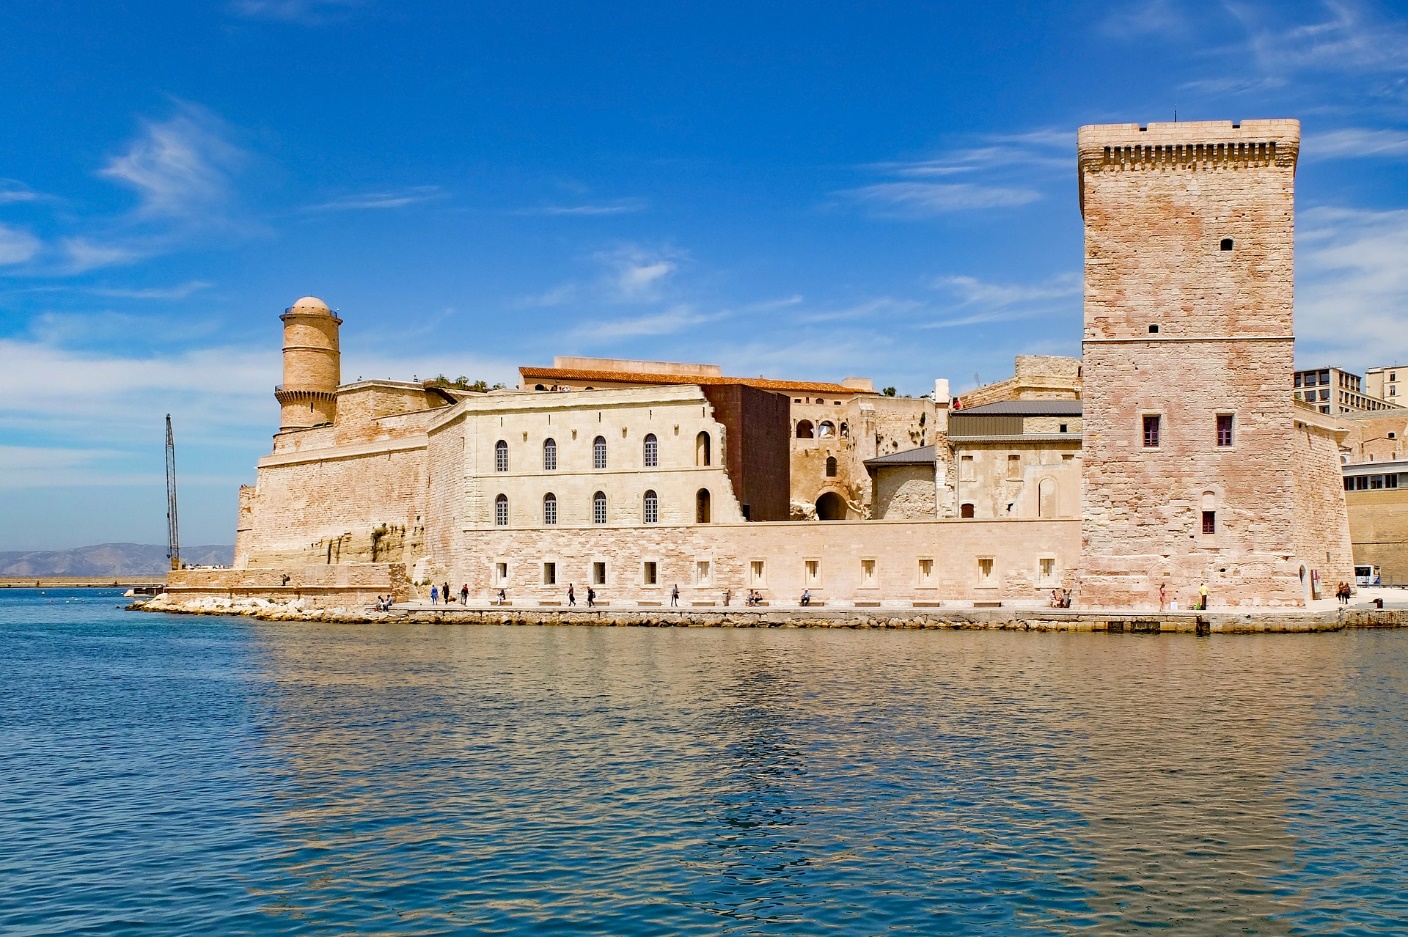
[[443, 582, 451, 608], [460, 584, 468, 605], [430, 584, 439, 605], [568, 583, 576, 606], [670, 584, 679, 607], [587, 586, 595, 608]]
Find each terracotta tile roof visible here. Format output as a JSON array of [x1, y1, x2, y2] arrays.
[[518, 366, 868, 395]]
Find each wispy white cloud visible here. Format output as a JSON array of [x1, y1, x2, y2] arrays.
[[795, 297, 924, 325], [98, 103, 245, 221], [88, 281, 212, 300], [1296, 206, 1408, 366], [571, 305, 724, 342], [0, 224, 42, 265], [517, 198, 648, 216], [0, 179, 43, 204], [517, 283, 578, 308], [61, 237, 148, 272], [843, 182, 1041, 218], [599, 246, 684, 301], [305, 186, 444, 211], [846, 128, 1068, 219], [1304, 127, 1408, 158], [1100, 0, 1188, 39], [227, 0, 366, 24], [924, 273, 1082, 329], [1230, 0, 1408, 76]]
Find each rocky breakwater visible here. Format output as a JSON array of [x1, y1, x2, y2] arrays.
[[131, 594, 1408, 632]]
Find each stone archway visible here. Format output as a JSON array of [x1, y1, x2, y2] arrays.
[[815, 491, 847, 521]]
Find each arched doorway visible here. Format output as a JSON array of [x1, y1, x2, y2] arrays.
[[815, 491, 846, 520]]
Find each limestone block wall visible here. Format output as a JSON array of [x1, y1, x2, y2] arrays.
[[1347, 488, 1408, 585], [1289, 413, 1355, 589], [953, 442, 1082, 520], [1076, 119, 1322, 608], [440, 518, 1079, 607], [873, 465, 938, 520], [167, 562, 405, 607], [240, 439, 429, 567]]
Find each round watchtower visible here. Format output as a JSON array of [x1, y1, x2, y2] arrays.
[[275, 296, 342, 431]]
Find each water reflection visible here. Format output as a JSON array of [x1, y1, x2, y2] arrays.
[[11, 601, 1397, 936]]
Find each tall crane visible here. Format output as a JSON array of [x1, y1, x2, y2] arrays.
[[165, 414, 181, 571]]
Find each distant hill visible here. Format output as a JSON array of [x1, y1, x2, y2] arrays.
[[0, 543, 234, 577]]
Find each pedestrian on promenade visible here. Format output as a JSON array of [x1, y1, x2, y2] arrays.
[[460, 584, 468, 605], [587, 586, 596, 608], [670, 584, 679, 607], [1159, 583, 1166, 612], [443, 582, 451, 607], [723, 588, 731, 607], [430, 584, 439, 605], [568, 583, 576, 606], [497, 588, 506, 606], [1199, 583, 1209, 610]]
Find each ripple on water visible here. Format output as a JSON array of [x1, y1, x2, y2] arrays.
[[1, 592, 1407, 934]]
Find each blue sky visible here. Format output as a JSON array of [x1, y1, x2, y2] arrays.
[[2, 0, 1407, 550]]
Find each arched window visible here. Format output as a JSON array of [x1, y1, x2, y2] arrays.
[[643, 433, 658, 468], [825, 456, 838, 478], [696, 431, 711, 466], [593, 491, 607, 525], [818, 421, 835, 438], [643, 489, 658, 524], [795, 420, 814, 439], [960, 503, 975, 519], [543, 492, 557, 526], [696, 488, 711, 523], [494, 439, 509, 472], [840, 422, 849, 438], [1038, 478, 1056, 518], [593, 435, 607, 469], [543, 438, 557, 471], [494, 493, 509, 526]]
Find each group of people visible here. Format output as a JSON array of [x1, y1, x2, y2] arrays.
[[427, 582, 470, 606], [744, 590, 764, 606], [1048, 588, 1072, 608], [1335, 581, 1355, 605], [566, 584, 597, 607], [372, 595, 394, 611]]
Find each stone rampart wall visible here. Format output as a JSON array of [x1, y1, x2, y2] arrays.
[[167, 563, 405, 607]]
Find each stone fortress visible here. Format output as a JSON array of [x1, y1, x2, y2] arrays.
[[172, 119, 1358, 611]]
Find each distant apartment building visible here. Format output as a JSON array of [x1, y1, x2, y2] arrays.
[[1364, 365, 1404, 407], [1292, 366, 1401, 415]]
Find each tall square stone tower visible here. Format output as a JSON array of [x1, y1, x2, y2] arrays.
[[1076, 119, 1352, 608]]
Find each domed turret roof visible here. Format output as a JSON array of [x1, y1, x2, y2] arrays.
[[288, 296, 332, 315]]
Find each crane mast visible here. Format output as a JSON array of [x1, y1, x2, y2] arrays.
[[165, 414, 181, 571]]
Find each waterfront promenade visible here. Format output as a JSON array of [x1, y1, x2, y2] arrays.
[[138, 588, 1408, 634]]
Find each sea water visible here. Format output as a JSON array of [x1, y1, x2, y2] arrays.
[[2, 588, 1407, 935]]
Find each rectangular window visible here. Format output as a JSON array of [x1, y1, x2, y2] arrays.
[[1320, 389, 1330, 402], [1059, 423, 1068, 433], [1039, 557, 1056, 583], [977, 558, 994, 583], [1320, 369, 1330, 385], [1143, 414, 1161, 448], [592, 561, 607, 585], [804, 559, 820, 584], [495, 562, 508, 583], [643, 561, 658, 585], [1202, 510, 1216, 534], [543, 562, 556, 585], [918, 558, 934, 584], [960, 455, 975, 481], [1216, 414, 1234, 447], [1294, 373, 1303, 387], [1387, 475, 1400, 490], [1007, 454, 1021, 480], [1370, 475, 1385, 490], [750, 560, 765, 585], [695, 560, 711, 584], [861, 559, 876, 586]]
